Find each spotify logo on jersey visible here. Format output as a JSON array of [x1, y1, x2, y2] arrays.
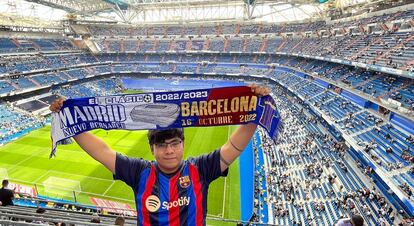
[[145, 195, 161, 212]]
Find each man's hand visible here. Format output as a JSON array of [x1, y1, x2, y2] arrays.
[[49, 98, 65, 112], [249, 83, 271, 96]]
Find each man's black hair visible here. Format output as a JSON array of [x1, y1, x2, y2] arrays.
[[148, 128, 184, 145], [351, 214, 364, 226], [36, 208, 46, 214], [2, 179, 8, 188]]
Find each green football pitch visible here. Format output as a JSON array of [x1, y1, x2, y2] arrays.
[[0, 125, 241, 222]]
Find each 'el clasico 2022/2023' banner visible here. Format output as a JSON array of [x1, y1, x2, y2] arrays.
[[50, 86, 281, 157]]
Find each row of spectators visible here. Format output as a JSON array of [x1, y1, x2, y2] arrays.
[[94, 31, 414, 73], [0, 38, 74, 53]]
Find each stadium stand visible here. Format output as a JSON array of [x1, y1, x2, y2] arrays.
[[0, 102, 43, 145], [256, 85, 400, 225], [0, 38, 74, 53], [1, 1, 414, 225]]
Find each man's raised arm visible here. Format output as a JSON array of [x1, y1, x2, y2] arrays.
[[50, 98, 116, 174], [219, 84, 270, 172]]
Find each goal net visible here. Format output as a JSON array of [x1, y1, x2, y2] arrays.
[[42, 176, 81, 200]]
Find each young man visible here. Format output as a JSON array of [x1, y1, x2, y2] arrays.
[[50, 84, 270, 225], [0, 179, 15, 206]]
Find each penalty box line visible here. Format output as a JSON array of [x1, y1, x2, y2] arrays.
[[45, 170, 115, 182]]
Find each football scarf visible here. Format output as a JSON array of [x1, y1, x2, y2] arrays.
[[50, 86, 281, 157]]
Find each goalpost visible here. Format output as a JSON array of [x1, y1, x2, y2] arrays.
[[42, 176, 81, 201]]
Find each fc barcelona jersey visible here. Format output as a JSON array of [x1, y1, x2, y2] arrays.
[[114, 149, 228, 226]]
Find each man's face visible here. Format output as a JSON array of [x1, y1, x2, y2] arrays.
[[152, 137, 184, 174]]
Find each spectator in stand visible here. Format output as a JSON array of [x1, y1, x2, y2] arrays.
[[0, 179, 15, 206], [335, 214, 364, 226], [90, 213, 101, 223], [386, 146, 393, 153], [115, 216, 125, 226]]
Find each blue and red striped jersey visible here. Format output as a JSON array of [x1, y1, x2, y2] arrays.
[[114, 149, 228, 226]]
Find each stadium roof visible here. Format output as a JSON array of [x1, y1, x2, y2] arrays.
[[0, 0, 382, 26]]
